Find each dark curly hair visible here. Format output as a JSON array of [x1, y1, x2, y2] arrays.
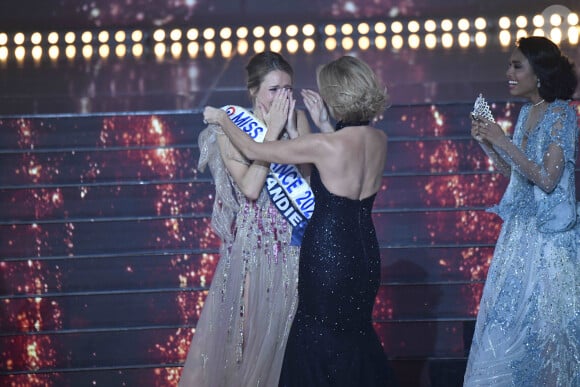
[[517, 36, 578, 102]]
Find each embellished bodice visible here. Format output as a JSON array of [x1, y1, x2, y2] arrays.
[[335, 119, 370, 130], [198, 124, 289, 244], [491, 100, 578, 232]]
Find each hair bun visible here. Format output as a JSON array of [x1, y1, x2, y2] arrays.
[[558, 54, 578, 98]]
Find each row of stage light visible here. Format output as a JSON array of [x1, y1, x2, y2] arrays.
[[0, 12, 579, 62]]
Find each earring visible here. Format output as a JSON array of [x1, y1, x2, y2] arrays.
[[537, 78, 541, 88]]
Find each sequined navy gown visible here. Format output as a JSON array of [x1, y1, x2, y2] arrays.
[[278, 140, 389, 386]]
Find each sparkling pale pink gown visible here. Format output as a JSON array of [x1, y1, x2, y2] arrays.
[[179, 125, 299, 387]]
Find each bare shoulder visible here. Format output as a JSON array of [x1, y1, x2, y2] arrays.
[[310, 126, 385, 150], [215, 129, 231, 149], [341, 125, 387, 143], [370, 126, 387, 140], [216, 129, 245, 160], [366, 127, 387, 149]]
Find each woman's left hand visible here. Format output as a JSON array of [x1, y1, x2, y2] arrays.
[[260, 89, 290, 140], [473, 117, 506, 146], [301, 89, 329, 129]]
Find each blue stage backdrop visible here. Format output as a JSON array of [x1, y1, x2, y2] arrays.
[[1, 101, 579, 386]]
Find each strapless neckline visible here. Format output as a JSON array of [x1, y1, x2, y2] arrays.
[[335, 120, 370, 130]]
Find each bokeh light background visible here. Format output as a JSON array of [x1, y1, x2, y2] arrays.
[[1, 1, 580, 386], [3, 101, 578, 386]]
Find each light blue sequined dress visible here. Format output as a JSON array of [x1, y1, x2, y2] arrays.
[[464, 100, 580, 386]]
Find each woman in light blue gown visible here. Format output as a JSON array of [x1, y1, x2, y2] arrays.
[[465, 36, 580, 386]]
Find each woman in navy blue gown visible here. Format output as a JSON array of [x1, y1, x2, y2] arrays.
[[203, 55, 392, 386]]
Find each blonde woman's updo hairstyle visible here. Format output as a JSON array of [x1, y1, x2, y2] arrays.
[[317, 56, 389, 123]]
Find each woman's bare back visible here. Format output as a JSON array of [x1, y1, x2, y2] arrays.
[[315, 125, 387, 201]]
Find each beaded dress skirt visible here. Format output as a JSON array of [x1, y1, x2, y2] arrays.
[[278, 165, 389, 387], [179, 126, 299, 387]]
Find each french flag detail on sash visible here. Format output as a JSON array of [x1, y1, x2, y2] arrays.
[[222, 105, 315, 245]]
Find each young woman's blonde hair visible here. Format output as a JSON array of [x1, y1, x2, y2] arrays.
[[317, 56, 389, 123]]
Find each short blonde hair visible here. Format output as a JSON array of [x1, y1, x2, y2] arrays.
[[317, 56, 389, 122]]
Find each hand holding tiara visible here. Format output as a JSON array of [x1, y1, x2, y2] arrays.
[[470, 93, 495, 123]]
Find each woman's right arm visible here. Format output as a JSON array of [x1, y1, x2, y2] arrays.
[[204, 105, 329, 167], [216, 90, 290, 200], [475, 114, 567, 193], [217, 134, 274, 201], [471, 118, 512, 176], [478, 141, 512, 177]]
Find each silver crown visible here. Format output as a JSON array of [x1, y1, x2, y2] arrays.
[[471, 93, 495, 123]]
